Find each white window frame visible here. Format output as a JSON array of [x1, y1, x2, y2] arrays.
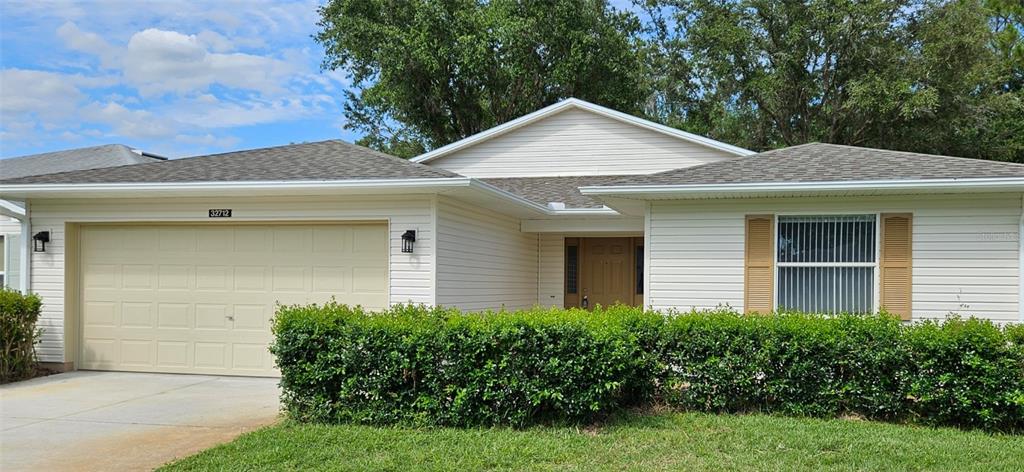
[[772, 212, 881, 314]]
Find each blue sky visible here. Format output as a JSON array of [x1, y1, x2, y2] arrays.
[[0, 0, 356, 158], [1, 0, 646, 160]]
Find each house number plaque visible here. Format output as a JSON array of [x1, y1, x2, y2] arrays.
[[208, 209, 233, 218]]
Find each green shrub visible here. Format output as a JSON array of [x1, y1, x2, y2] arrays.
[[659, 311, 910, 420], [0, 288, 42, 383], [904, 318, 1024, 430], [271, 304, 1024, 431], [271, 303, 663, 427]]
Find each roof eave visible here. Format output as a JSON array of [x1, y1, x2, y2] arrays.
[[0, 177, 475, 199], [0, 177, 624, 218], [579, 177, 1024, 199]]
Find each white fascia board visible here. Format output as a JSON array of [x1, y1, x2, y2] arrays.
[[563, 99, 754, 157], [2, 176, 622, 218], [464, 179, 620, 217], [0, 199, 26, 219], [411, 100, 576, 163], [0, 177, 474, 199], [411, 98, 753, 163], [579, 177, 1024, 198]]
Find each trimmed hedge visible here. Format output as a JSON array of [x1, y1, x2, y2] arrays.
[[0, 288, 42, 383], [271, 304, 1024, 431]]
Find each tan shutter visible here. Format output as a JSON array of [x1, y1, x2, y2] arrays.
[[880, 213, 913, 320], [744, 215, 774, 314]]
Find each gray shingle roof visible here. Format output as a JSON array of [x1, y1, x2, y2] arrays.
[[608, 143, 1024, 186], [1, 140, 461, 184], [0, 144, 166, 180], [481, 175, 634, 208]]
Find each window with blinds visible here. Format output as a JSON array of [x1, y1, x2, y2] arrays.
[[776, 215, 877, 314]]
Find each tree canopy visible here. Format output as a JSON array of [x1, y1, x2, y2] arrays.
[[318, 0, 1024, 161], [317, 0, 647, 157]]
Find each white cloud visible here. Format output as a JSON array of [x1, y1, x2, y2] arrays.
[[174, 133, 241, 148], [79, 101, 178, 138], [1, 0, 344, 157], [196, 30, 234, 52], [165, 94, 332, 128], [56, 22, 120, 68], [0, 69, 84, 121], [120, 28, 297, 96]]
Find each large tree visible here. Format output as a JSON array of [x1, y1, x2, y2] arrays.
[[317, 0, 648, 157], [644, 0, 1023, 160]]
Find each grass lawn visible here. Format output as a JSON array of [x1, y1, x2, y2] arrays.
[[161, 412, 1024, 471]]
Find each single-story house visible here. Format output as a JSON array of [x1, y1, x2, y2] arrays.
[[2, 98, 1022, 377], [1, 144, 166, 289]]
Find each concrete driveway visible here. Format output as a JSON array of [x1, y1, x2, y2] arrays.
[[0, 371, 280, 471]]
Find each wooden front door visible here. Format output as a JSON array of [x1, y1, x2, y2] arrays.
[[581, 237, 634, 308]]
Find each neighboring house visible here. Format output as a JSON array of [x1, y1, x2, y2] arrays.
[[1, 98, 1022, 377], [0, 144, 166, 290]]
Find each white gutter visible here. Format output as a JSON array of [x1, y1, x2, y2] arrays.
[[0, 177, 474, 195], [580, 177, 1024, 197], [465, 179, 620, 216], [2, 176, 621, 217], [1019, 194, 1023, 323]]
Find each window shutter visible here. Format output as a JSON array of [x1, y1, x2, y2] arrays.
[[880, 213, 913, 320], [744, 215, 774, 314]]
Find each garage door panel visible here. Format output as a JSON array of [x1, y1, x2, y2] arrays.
[[158, 228, 196, 252], [233, 227, 271, 252], [196, 266, 230, 290], [121, 302, 153, 327], [120, 340, 153, 367], [272, 266, 308, 292], [80, 223, 388, 376]]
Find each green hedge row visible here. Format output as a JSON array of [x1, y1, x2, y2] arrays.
[[271, 304, 1024, 431]]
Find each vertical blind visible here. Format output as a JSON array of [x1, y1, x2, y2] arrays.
[[776, 215, 876, 314]]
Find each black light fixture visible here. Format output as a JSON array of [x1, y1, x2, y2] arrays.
[[33, 231, 50, 252], [401, 230, 416, 253]]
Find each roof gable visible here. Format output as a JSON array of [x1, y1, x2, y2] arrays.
[[0, 144, 165, 180], [413, 99, 753, 164], [410, 99, 752, 177]]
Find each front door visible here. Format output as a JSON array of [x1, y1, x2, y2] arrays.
[[581, 237, 634, 308]]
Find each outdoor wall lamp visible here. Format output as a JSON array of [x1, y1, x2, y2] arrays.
[[401, 230, 416, 253], [33, 231, 50, 252]]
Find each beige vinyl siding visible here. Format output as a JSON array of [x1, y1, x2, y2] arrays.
[[537, 233, 565, 307], [647, 193, 1021, 323], [426, 108, 737, 177], [29, 195, 435, 363], [434, 196, 539, 311], [0, 216, 20, 234]]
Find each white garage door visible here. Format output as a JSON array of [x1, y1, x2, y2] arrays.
[[79, 223, 388, 376]]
